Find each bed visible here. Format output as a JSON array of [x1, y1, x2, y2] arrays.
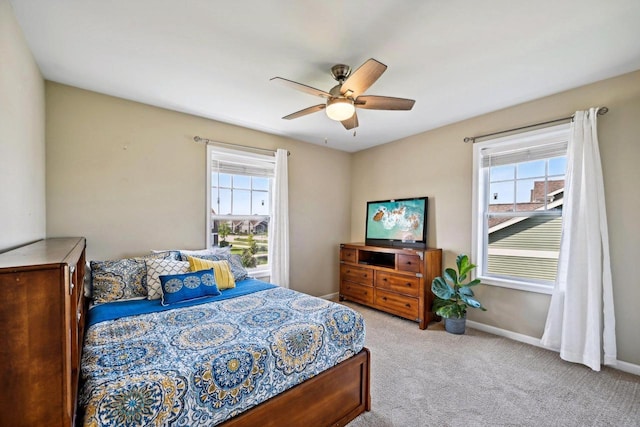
[[79, 277, 370, 426]]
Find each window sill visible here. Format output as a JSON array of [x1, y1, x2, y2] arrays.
[[248, 266, 270, 280], [479, 276, 554, 295]]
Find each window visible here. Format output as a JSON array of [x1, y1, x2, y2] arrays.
[[472, 124, 570, 293], [206, 146, 275, 273]]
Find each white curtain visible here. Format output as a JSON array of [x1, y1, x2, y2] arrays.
[[540, 108, 616, 371], [268, 149, 290, 288]]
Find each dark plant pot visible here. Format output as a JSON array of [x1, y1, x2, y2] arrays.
[[444, 316, 466, 334]]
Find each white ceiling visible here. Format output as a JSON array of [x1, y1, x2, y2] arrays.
[[10, 0, 640, 152]]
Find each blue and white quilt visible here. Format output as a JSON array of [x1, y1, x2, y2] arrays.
[[80, 280, 366, 426]]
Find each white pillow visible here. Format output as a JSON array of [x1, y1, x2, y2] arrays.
[[84, 261, 92, 298], [145, 259, 190, 300]]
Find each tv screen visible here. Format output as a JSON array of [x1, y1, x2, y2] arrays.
[[365, 197, 428, 248]]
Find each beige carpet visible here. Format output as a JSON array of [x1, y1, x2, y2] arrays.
[[343, 302, 640, 427]]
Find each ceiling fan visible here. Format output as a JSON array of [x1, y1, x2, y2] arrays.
[[270, 58, 415, 130]]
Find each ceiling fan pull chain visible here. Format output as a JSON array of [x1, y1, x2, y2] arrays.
[[353, 130, 356, 137]]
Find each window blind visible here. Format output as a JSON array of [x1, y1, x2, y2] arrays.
[[211, 148, 275, 177], [481, 140, 568, 168]]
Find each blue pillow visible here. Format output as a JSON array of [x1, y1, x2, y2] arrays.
[[159, 269, 220, 306]]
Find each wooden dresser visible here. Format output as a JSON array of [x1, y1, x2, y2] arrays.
[[339, 243, 442, 329], [0, 237, 87, 427]]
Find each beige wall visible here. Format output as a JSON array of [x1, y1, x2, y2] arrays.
[[351, 70, 640, 366], [45, 82, 351, 297], [0, 0, 46, 252]]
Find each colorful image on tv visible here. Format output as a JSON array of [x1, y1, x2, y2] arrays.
[[366, 199, 425, 242]]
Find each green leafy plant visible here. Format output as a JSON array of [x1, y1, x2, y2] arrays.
[[431, 254, 486, 319], [240, 234, 258, 268], [218, 223, 231, 247]]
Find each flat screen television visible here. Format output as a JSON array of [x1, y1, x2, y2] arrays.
[[365, 197, 428, 249]]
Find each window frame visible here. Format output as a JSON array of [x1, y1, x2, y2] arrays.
[[206, 145, 274, 277], [471, 124, 570, 294]]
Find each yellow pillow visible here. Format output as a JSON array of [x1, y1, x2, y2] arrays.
[[187, 256, 236, 290]]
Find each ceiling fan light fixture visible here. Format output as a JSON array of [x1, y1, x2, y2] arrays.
[[326, 98, 355, 121], [272, 58, 412, 131]]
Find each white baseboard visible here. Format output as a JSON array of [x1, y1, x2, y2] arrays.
[[466, 320, 546, 348], [320, 292, 339, 301], [615, 360, 640, 376], [466, 320, 640, 377]]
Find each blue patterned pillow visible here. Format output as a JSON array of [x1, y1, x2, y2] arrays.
[[185, 253, 249, 281], [160, 269, 220, 306], [177, 246, 231, 260], [90, 258, 146, 304], [151, 250, 181, 261], [90, 251, 179, 304]]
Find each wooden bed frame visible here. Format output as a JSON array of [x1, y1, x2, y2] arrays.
[[222, 347, 371, 427]]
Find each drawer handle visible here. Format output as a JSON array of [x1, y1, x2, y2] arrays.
[[405, 303, 411, 308], [382, 278, 387, 282], [382, 297, 387, 301], [406, 282, 411, 287], [406, 261, 412, 265]]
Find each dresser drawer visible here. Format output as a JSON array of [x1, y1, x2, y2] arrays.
[[340, 264, 373, 286], [340, 248, 357, 263], [397, 254, 420, 273], [341, 281, 374, 305], [374, 289, 419, 320], [375, 272, 419, 297]]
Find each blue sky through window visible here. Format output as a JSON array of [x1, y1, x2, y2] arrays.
[[489, 156, 566, 205], [212, 173, 271, 215]]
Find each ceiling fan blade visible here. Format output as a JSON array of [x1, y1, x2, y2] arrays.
[[282, 104, 326, 120], [340, 58, 387, 98], [270, 77, 331, 98], [355, 95, 415, 110], [341, 112, 359, 130]]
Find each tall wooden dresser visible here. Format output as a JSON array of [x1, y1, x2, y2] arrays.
[[339, 243, 442, 329], [0, 237, 86, 427]]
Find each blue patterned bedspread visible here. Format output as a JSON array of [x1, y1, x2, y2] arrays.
[[80, 283, 366, 426]]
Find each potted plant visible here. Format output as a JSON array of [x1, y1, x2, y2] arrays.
[[431, 254, 486, 334]]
